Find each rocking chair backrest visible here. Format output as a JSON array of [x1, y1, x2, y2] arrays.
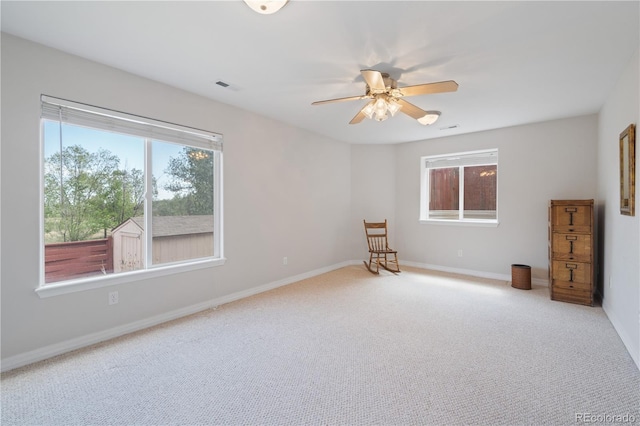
[[363, 220, 390, 252]]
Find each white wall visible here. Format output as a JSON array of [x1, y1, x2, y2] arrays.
[[350, 144, 397, 261], [597, 49, 639, 368], [392, 116, 598, 281], [0, 35, 352, 363]]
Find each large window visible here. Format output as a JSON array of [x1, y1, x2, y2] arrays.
[[40, 96, 223, 290], [420, 149, 498, 224]]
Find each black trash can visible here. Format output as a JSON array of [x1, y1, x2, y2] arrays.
[[511, 264, 531, 290]]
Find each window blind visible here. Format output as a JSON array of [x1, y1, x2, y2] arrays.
[[41, 95, 222, 151], [424, 149, 497, 169]]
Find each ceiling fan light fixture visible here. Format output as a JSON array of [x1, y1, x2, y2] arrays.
[[418, 111, 441, 126], [387, 98, 402, 116], [361, 101, 376, 119], [243, 0, 289, 14], [374, 97, 387, 116], [360, 96, 403, 122]]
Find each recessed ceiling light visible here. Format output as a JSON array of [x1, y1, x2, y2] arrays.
[[243, 0, 289, 15]]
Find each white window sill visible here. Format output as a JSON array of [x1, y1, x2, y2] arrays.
[[419, 219, 499, 227], [36, 257, 226, 298]]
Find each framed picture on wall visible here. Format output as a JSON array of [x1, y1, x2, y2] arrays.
[[620, 123, 636, 216]]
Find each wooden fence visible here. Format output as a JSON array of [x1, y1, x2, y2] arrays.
[[429, 165, 497, 211], [44, 237, 113, 283]]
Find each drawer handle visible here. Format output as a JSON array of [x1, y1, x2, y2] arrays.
[[565, 235, 578, 241], [565, 208, 577, 225], [565, 263, 578, 282]]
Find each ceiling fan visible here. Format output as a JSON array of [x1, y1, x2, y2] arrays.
[[312, 69, 458, 125]]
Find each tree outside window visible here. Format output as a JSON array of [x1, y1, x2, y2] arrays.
[[41, 97, 222, 285]]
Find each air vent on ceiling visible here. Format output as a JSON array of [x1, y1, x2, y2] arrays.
[[439, 124, 459, 130], [215, 81, 230, 88]]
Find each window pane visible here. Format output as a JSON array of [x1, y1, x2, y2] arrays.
[[463, 165, 497, 220], [43, 120, 145, 283], [429, 167, 459, 220], [421, 149, 498, 223], [151, 141, 214, 265], [41, 97, 223, 289]]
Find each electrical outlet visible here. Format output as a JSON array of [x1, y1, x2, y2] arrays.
[[283, 257, 288, 265], [457, 250, 463, 257], [108, 291, 119, 305]]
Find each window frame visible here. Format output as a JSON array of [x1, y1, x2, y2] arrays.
[[37, 95, 225, 298], [419, 149, 499, 226]]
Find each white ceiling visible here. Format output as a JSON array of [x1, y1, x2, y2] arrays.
[[1, 1, 639, 144]]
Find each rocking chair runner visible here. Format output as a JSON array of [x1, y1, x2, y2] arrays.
[[363, 219, 400, 274]]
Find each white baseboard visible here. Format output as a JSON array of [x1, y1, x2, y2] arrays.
[[211, 260, 354, 307], [602, 302, 640, 370], [400, 260, 549, 287], [0, 299, 216, 373], [2, 260, 547, 372], [1, 261, 353, 373]]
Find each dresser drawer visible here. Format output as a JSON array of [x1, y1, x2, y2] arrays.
[[552, 279, 591, 291], [552, 233, 592, 261], [550, 205, 592, 233], [551, 260, 592, 284], [551, 286, 593, 306]]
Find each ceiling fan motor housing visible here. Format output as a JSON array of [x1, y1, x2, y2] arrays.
[[366, 73, 397, 95]]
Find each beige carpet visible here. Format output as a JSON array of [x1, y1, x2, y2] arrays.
[[2, 265, 639, 425]]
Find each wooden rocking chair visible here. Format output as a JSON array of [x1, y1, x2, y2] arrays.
[[363, 219, 400, 274]]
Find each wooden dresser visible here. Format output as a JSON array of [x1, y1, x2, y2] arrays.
[[548, 199, 594, 306]]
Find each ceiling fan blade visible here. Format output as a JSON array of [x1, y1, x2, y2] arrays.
[[361, 69, 386, 92], [397, 99, 427, 120], [349, 110, 366, 124], [312, 95, 366, 105], [399, 80, 459, 97]]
